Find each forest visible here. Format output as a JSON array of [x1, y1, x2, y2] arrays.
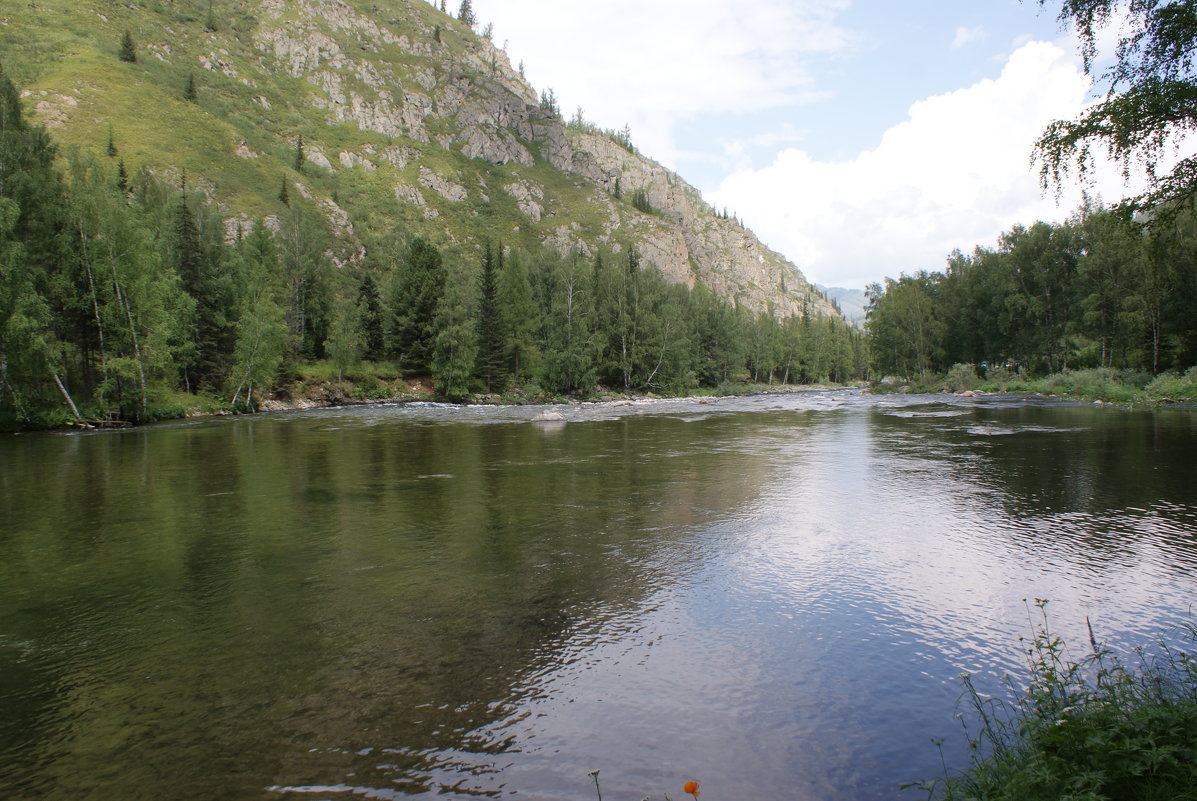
[[865, 202, 1197, 382], [0, 64, 864, 430]]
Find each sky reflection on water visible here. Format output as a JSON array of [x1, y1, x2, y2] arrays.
[[2, 392, 1195, 801]]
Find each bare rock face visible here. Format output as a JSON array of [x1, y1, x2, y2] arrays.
[[418, 167, 467, 202], [563, 131, 837, 317], [503, 180, 545, 222], [339, 151, 377, 172], [457, 125, 534, 166]]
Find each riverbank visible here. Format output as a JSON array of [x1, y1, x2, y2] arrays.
[[872, 365, 1197, 408], [2, 362, 860, 432]]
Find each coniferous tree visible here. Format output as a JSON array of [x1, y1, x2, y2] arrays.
[[171, 192, 233, 390], [106, 125, 117, 157], [475, 244, 504, 391], [294, 135, 305, 173], [119, 30, 137, 63], [278, 177, 289, 206], [205, 1, 218, 32], [458, 0, 476, 27], [498, 250, 539, 384], [116, 159, 128, 192], [433, 24, 442, 43], [183, 73, 198, 102], [356, 272, 384, 361], [386, 237, 445, 372]]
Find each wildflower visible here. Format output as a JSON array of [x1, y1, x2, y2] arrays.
[[683, 781, 700, 798]]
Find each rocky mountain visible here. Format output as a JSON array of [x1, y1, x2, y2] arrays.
[[5, 0, 838, 318]]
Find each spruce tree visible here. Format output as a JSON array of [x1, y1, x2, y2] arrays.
[[172, 193, 233, 390], [116, 159, 128, 192], [498, 250, 539, 384], [356, 272, 384, 361], [474, 244, 504, 392], [205, 0, 217, 32], [278, 177, 289, 206], [458, 0, 476, 27], [119, 30, 137, 63], [183, 73, 197, 102], [293, 135, 305, 173], [106, 125, 117, 157], [386, 237, 446, 372]]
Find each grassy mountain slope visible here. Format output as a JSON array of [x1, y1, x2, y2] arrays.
[[3, 0, 838, 318]]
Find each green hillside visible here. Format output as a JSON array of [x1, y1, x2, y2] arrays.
[[3, 0, 836, 316]]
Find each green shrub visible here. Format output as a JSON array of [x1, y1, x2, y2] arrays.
[[944, 363, 980, 392], [1145, 366, 1197, 400], [910, 602, 1197, 801], [1038, 368, 1139, 402]]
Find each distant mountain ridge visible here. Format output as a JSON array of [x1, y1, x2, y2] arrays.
[[7, 0, 840, 319], [816, 285, 868, 325]]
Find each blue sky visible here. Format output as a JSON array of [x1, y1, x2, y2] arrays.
[[472, 1, 1157, 289]]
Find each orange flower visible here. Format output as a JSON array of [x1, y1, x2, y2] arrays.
[[683, 781, 700, 798]]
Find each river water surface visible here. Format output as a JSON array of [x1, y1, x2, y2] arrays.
[[2, 391, 1196, 801]]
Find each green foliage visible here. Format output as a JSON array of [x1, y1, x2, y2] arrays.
[[630, 188, 654, 215], [356, 272, 384, 361], [539, 251, 595, 394], [431, 272, 477, 400], [913, 601, 1197, 801], [323, 293, 365, 382], [119, 30, 137, 63], [944, 363, 980, 392], [867, 203, 1197, 380], [229, 224, 287, 409], [1035, 0, 1197, 212], [1145, 366, 1197, 400], [183, 73, 197, 102], [457, 0, 476, 28], [385, 236, 445, 372], [474, 244, 504, 391], [277, 202, 333, 361], [0, 54, 867, 425], [565, 112, 638, 155], [498, 249, 539, 383]]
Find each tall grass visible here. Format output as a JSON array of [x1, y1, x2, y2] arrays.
[[908, 601, 1197, 801]]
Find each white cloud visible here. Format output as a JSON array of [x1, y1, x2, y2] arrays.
[[709, 40, 1162, 289], [481, 0, 852, 166], [952, 25, 987, 49]]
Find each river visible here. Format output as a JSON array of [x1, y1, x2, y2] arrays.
[[2, 391, 1195, 800]]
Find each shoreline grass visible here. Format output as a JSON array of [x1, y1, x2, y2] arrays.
[[873, 365, 1197, 407], [907, 601, 1197, 801]]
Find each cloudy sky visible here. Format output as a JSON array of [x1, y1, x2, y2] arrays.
[[469, 0, 1155, 290]]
